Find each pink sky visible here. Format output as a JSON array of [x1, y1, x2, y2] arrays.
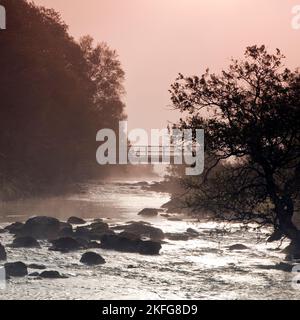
[[33, 0, 300, 131]]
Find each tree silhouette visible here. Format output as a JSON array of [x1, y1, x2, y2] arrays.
[[170, 45, 300, 254], [0, 0, 126, 198]]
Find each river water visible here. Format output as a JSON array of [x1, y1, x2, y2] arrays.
[[0, 180, 299, 300]]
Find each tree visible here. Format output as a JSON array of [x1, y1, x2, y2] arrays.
[[0, 0, 126, 198], [170, 45, 300, 255]]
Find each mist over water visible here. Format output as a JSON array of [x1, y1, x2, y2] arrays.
[[0, 181, 299, 300]]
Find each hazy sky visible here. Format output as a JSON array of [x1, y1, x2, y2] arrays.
[[33, 0, 300, 131]]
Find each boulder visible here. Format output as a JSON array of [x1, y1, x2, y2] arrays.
[[58, 226, 74, 238], [100, 234, 161, 255], [0, 228, 7, 234], [11, 236, 40, 248], [80, 252, 106, 265], [0, 243, 7, 261], [4, 222, 24, 235], [138, 208, 159, 217], [89, 221, 109, 232], [28, 272, 40, 277], [67, 216, 86, 225], [28, 264, 46, 270], [49, 237, 84, 252], [186, 228, 200, 236], [228, 244, 248, 251], [40, 270, 67, 279], [21, 216, 61, 240], [74, 224, 114, 241], [138, 240, 162, 255], [4, 261, 28, 277], [58, 222, 73, 237], [122, 222, 164, 241], [282, 241, 300, 260], [74, 226, 91, 239]]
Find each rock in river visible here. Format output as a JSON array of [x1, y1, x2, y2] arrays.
[[100, 234, 161, 255], [67, 216, 86, 225], [117, 222, 164, 241], [138, 208, 159, 217], [4, 262, 28, 277], [80, 252, 106, 265], [49, 237, 84, 252], [40, 270, 67, 279], [21, 216, 61, 240], [11, 236, 40, 248], [228, 244, 248, 251], [4, 222, 24, 235]]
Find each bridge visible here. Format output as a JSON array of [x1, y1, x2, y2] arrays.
[[128, 145, 187, 164]]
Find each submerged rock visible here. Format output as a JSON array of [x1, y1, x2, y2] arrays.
[[49, 237, 83, 252], [100, 234, 161, 255], [21, 216, 61, 240], [0, 243, 7, 261], [138, 208, 159, 217], [80, 252, 106, 265], [67, 216, 86, 225], [28, 264, 47, 270], [11, 236, 40, 248], [228, 244, 248, 251], [118, 222, 164, 241], [4, 222, 24, 235], [186, 228, 199, 235], [5, 261, 28, 277], [89, 221, 109, 232], [138, 241, 162, 255], [40, 270, 67, 279]]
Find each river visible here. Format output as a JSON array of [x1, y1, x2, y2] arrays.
[[0, 180, 299, 300]]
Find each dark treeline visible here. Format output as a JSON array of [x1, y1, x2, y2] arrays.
[[0, 0, 126, 199]]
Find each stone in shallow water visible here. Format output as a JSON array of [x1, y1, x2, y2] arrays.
[[138, 208, 159, 217], [67, 216, 86, 225], [4, 222, 24, 235], [4, 261, 28, 277], [119, 222, 165, 241], [49, 237, 84, 252], [22, 216, 61, 240], [11, 236, 40, 248], [80, 252, 106, 265], [40, 270, 67, 279], [100, 234, 161, 255], [28, 264, 47, 270], [186, 228, 199, 236], [228, 244, 248, 251], [0, 243, 7, 261]]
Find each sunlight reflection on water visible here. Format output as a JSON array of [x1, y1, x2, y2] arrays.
[[0, 181, 299, 300]]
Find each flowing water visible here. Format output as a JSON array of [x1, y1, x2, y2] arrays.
[[0, 180, 299, 300]]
